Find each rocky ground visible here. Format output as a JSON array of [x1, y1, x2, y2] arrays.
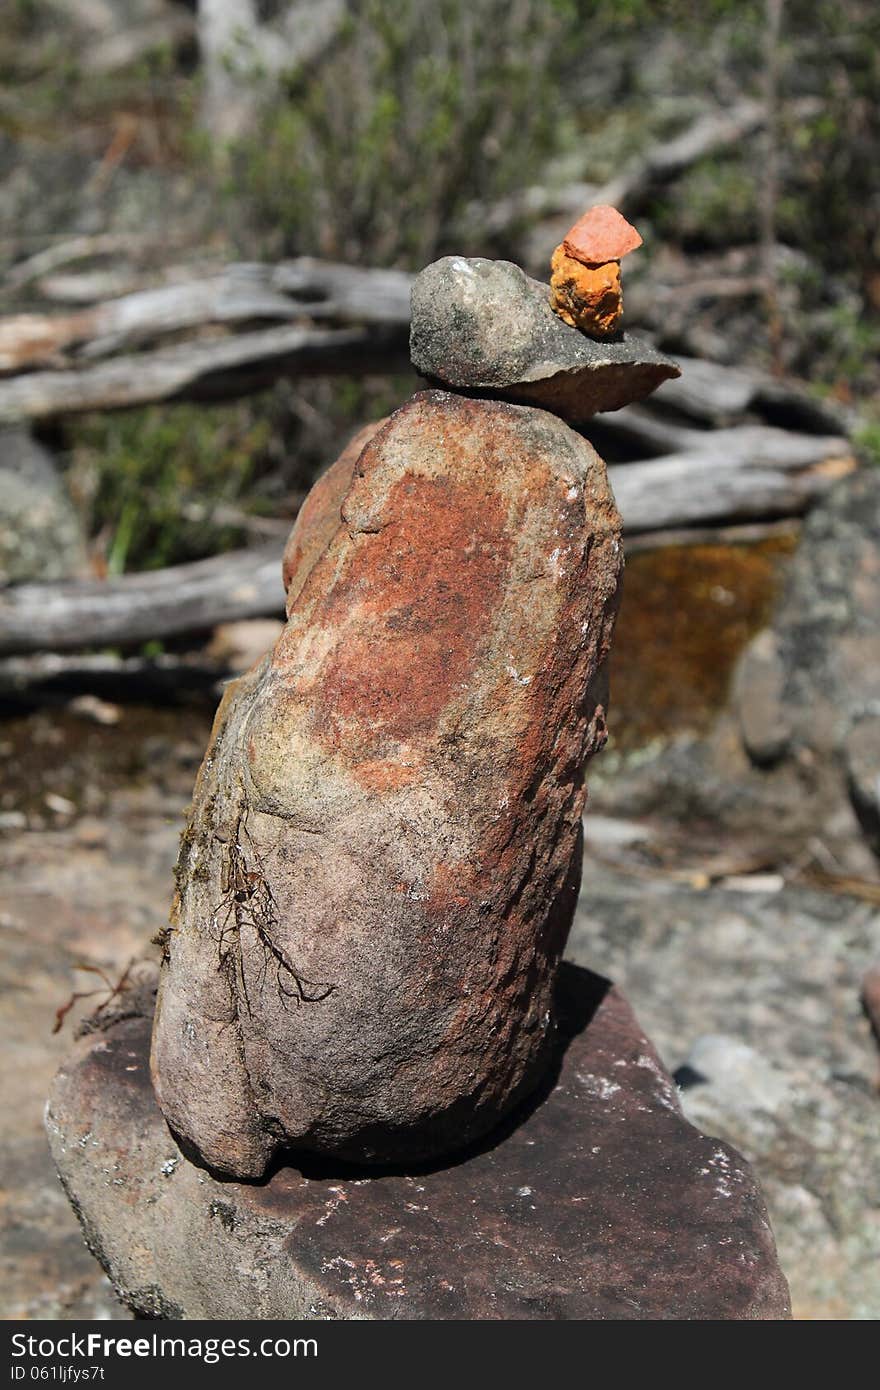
[[0, 705, 208, 1319], [0, 717, 873, 1312], [570, 843, 880, 1320], [1, 691, 877, 1318], [2, 471, 879, 1320]]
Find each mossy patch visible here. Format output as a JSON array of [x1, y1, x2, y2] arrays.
[[610, 535, 797, 750]]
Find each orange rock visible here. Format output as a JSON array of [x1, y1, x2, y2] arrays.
[[562, 204, 642, 267], [550, 245, 622, 337]]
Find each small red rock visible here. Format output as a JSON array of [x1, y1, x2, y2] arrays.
[[562, 204, 643, 267]]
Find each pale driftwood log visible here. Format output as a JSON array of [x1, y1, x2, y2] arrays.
[[0, 522, 806, 681], [587, 405, 852, 467], [647, 356, 847, 433], [0, 323, 410, 423], [0, 650, 227, 696], [0, 257, 845, 437], [507, 97, 820, 268], [0, 325, 843, 435], [0, 260, 414, 371], [2, 234, 158, 294], [611, 452, 852, 536], [0, 544, 285, 656], [623, 518, 801, 554], [0, 445, 852, 656]]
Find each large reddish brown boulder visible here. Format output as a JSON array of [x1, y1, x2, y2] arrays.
[[151, 389, 622, 1177]]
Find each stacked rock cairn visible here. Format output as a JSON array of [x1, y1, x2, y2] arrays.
[[150, 207, 680, 1180]]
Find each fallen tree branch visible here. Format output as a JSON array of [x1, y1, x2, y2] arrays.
[[475, 101, 766, 239], [587, 405, 851, 465], [2, 233, 157, 294], [0, 448, 854, 656], [0, 544, 285, 656], [611, 451, 853, 535], [0, 322, 410, 423], [0, 650, 228, 700], [0, 259, 414, 372], [623, 518, 801, 554], [0, 254, 847, 440], [484, 96, 821, 263], [648, 355, 848, 433]]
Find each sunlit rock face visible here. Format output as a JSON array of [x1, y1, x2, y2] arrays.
[[409, 255, 678, 423], [151, 390, 622, 1177]]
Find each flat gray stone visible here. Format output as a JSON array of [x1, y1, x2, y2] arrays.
[[47, 963, 790, 1320], [409, 257, 680, 423]]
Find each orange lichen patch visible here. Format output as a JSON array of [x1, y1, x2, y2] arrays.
[[550, 246, 622, 337], [351, 759, 420, 793], [315, 474, 510, 757], [610, 537, 797, 750], [562, 204, 642, 267], [282, 419, 388, 609]]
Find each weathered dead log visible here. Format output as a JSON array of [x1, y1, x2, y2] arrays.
[[474, 101, 770, 242], [0, 444, 853, 656], [647, 355, 848, 434], [0, 544, 285, 656], [611, 451, 852, 535], [0, 650, 227, 700], [2, 234, 156, 294], [0, 260, 414, 372], [586, 406, 851, 466], [0, 258, 845, 440], [0, 323, 410, 423], [623, 518, 801, 554], [481, 97, 819, 267]]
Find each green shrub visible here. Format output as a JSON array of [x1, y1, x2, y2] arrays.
[[65, 401, 274, 574], [226, 0, 578, 267]]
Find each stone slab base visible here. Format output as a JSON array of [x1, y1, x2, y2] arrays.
[[46, 964, 790, 1320]]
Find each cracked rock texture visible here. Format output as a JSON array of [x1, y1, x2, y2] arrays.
[[409, 256, 678, 423], [569, 859, 880, 1321], [151, 389, 622, 1177], [49, 964, 791, 1320]]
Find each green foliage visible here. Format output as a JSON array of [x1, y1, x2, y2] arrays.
[[66, 402, 274, 574], [806, 301, 880, 394], [855, 421, 880, 469], [655, 156, 759, 247], [7, 0, 878, 577], [226, 0, 576, 266]]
